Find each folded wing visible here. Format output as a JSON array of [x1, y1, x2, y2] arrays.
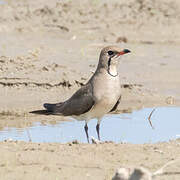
[[44, 83, 95, 116]]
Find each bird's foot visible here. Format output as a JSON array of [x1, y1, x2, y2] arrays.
[[91, 136, 102, 144]]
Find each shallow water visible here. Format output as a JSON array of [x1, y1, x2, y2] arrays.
[[0, 107, 180, 144]]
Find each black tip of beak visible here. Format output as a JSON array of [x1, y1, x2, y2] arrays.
[[123, 49, 131, 54]]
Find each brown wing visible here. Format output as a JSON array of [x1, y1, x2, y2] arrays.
[[44, 83, 95, 116]]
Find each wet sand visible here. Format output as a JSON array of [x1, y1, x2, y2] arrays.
[[0, 0, 180, 179]]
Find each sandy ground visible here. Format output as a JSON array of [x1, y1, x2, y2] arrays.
[[0, 140, 180, 180], [0, 0, 180, 179]]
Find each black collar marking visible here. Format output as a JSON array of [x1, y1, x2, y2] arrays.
[[107, 58, 118, 77]]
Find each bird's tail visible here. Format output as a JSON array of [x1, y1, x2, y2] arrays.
[[30, 103, 62, 115], [30, 103, 56, 115], [29, 109, 52, 115], [43, 103, 58, 111]]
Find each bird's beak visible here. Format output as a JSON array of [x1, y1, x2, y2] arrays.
[[117, 49, 131, 57]]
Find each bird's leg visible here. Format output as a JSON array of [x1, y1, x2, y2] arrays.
[[96, 123, 100, 141], [84, 123, 89, 143]]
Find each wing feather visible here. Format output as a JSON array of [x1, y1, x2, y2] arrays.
[[44, 83, 95, 116], [109, 96, 121, 112]]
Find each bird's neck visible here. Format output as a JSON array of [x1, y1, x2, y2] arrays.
[[96, 58, 119, 77], [95, 65, 119, 78], [107, 64, 118, 77]]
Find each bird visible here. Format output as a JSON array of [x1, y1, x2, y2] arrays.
[[30, 46, 131, 143]]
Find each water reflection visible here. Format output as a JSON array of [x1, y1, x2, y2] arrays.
[[0, 107, 180, 144]]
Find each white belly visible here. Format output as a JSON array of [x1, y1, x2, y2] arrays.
[[87, 98, 116, 118]]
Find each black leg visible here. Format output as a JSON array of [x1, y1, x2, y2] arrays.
[[84, 123, 89, 143], [96, 123, 100, 141]]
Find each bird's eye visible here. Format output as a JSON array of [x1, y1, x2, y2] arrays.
[[107, 51, 114, 56]]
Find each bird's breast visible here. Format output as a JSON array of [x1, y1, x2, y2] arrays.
[[93, 73, 121, 101], [73, 72, 121, 121], [88, 73, 121, 118]]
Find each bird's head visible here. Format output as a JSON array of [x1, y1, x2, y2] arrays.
[[98, 46, 131, 76], [100, 46, 130, 59]]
